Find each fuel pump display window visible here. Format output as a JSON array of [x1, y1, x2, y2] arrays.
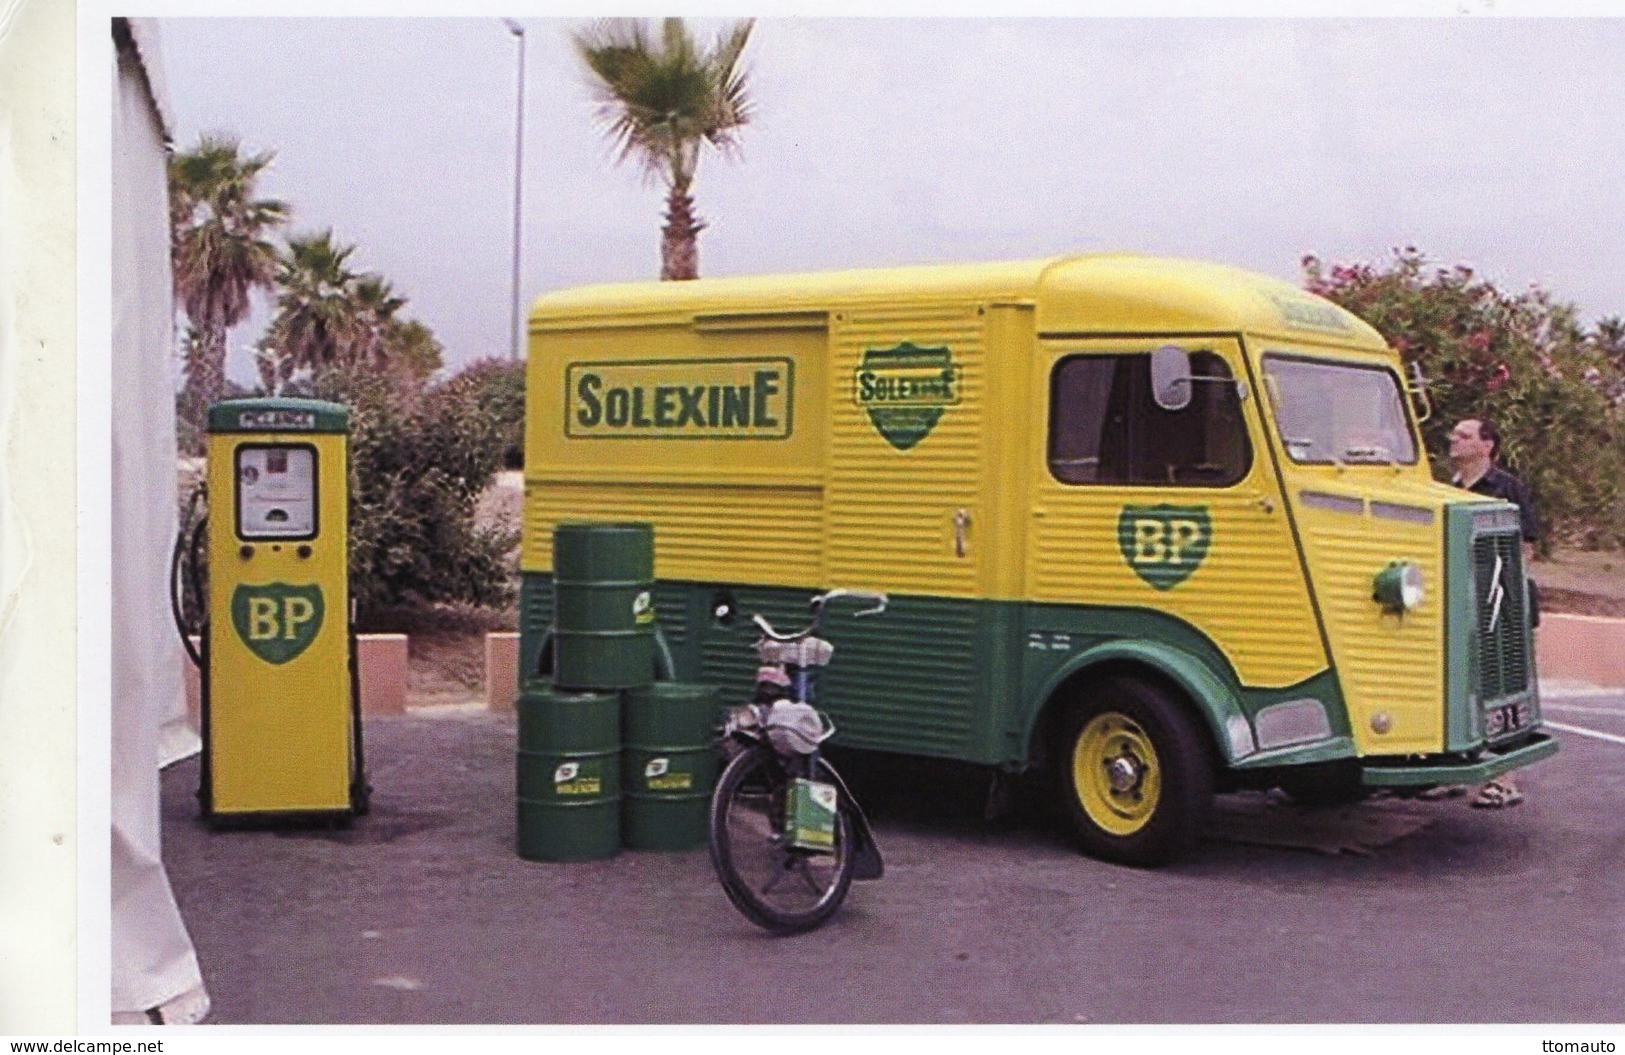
[[235, 443, 319, 540]]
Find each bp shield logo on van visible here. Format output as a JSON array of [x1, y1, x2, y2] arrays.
[[854, 343, 961, 451], [231, 582, 325, 664], [1117, 506, 1212, 590]]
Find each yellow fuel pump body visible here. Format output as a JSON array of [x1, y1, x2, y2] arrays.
[[202, 398, 361, 821]]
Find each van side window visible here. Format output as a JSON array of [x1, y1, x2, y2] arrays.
[[1048, 351, 1251, 486]]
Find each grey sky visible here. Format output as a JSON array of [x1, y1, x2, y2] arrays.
[[154, 16, 1625, 383]]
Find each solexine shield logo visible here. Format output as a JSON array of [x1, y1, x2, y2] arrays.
[[1117, 506, 1213, 590], [853, 343, 961, 451], [231, 582, 326, 664]]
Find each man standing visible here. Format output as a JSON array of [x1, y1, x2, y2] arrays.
[[1446, 416, 1540, 808]]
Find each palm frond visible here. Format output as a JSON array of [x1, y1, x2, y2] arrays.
[[574, 16, 755, 188], [168, 134, 287, 351], [712, 19, 754, 118], [572, 17, 756, 279]]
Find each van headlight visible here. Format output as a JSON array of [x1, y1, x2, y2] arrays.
[[1373, 561, 1425, 613]]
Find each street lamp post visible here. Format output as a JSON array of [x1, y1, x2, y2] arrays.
[[503, 18, 526, 361]]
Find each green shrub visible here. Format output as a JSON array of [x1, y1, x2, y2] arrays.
[[437, 356, 525, 469], [1303, 248, 1625, 550], [175, 378, 254, 458], [299, 362, 518, 624]]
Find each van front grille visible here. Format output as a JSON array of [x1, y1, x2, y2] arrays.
[[1471, 530, 1530, 702]]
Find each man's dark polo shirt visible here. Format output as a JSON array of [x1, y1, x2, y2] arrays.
[[1455, 463, 1540, 625], [1454, 465, 1540, 543]]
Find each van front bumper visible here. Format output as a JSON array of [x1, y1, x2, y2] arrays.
[[1359, 732, 1559, 788]]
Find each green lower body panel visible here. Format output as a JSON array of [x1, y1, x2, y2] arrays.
[[520, 573, 1356, 772], [1360, 733, 1559, 787], [523, 573, 1009, 762]]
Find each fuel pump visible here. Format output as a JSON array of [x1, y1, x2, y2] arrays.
[[172, 397, 368, 824]]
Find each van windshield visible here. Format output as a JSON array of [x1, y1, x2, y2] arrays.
[[1263, 354, 1417, 465]]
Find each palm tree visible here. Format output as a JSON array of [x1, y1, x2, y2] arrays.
[[169, 136, 287, 407], [265, 231, 433, 391], [252, 336, 293, 396], [383, 319, 444, 382], [573, 18, 754, 280], [266, 230, 361, 378], [349, 275, 407, 368]]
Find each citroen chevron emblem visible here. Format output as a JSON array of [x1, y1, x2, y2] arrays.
[[1486, 554, 1506, 634]]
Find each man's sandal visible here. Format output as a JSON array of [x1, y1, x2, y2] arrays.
[[1472, 781, 1524, 808]]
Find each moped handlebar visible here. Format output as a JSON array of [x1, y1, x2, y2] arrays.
[[810, 588, 888, 617], [752, 588, 889, 642]]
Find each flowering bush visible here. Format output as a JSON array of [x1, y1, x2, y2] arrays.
[[1303, 248, 1625, 549], [434, 357, 525, 470], [296, 361, 518, 623]]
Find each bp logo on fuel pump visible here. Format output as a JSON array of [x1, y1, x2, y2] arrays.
[[231, 583, 325, 664], [1117, 506, 1212, 590]]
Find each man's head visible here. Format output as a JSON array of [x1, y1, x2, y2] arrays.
[[1449, 417, 1499, 468]]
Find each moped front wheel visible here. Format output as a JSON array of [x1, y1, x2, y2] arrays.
[[708, 746, 855, 934]]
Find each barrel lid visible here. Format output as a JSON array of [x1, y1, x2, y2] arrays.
[[555, 521, 653, 534]]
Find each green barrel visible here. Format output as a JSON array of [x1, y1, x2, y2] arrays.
[[516, 688, 620, 861], [621, 682, 721, 851], [552, 522, 655, 691]]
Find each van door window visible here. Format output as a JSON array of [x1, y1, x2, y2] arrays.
[[1048, 351, 1251, 486]]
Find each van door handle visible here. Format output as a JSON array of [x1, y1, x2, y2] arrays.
[[953, 509, 971, 558], [1251, 494, 1276, 514]]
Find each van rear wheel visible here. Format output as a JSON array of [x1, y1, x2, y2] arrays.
[[1055, 677, 1214, 866]]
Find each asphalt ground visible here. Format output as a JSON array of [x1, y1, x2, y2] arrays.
[[160, 684, 1625, 1026]]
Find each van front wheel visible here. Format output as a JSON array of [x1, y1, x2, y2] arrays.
[[1056, 678, 1214, 866]]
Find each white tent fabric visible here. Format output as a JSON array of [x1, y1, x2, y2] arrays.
[[109, 19, 210, 1025], [121, 17, 194, 772], [0, 0, 79, 1030]]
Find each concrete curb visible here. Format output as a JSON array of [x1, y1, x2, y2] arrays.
[[485, 632, 519, 711]]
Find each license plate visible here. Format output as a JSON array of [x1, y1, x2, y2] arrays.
[[787, 778, 838, 853], [1485, 700, 1533, 738]]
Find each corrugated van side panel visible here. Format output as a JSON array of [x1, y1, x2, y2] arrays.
[[823, 305, 987, 597], [802, 305, 994, 759], [523, 319, 828, 588], [524, 481, 823, 587]]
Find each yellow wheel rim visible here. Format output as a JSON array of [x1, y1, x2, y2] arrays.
[[1071, 711, 1162, 836]]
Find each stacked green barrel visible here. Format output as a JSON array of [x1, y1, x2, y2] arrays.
[[621, 681, 719, 851], [516, 522, 718, 861], [515, 685, 621, 861]]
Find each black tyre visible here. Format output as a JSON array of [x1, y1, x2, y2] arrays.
[[708, 746, 855, 934], [1277, 760, 1367, 809], [1054, 676, 1215, 866]]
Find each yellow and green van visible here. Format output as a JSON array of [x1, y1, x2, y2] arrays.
[[519, 254, 1557, 864]]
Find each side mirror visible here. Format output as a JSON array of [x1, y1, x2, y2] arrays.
[[1407, 361, 1433, 423], [1150, 344, 1193, 411]]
